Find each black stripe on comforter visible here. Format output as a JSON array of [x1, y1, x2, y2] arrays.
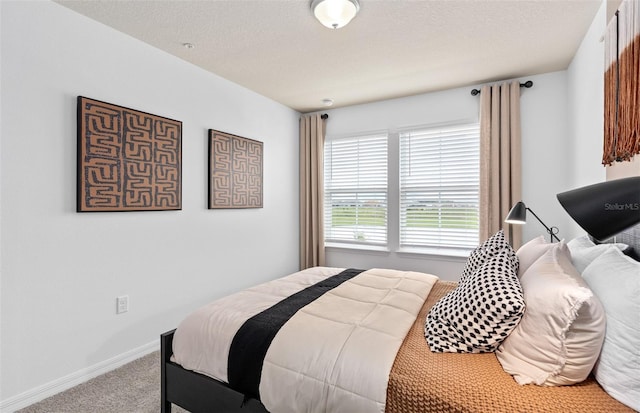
[[228, 268, 365, 400]]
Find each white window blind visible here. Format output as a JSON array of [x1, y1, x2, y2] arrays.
[[324, 134, 388, 246], [400, 123, 480, 251]]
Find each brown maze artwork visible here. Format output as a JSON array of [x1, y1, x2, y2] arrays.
[[77, 97, 182, 212], [208, 129, 263, 209]]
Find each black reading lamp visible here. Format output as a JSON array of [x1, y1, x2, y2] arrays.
[[505, 201, 560, 242], [556, 176, 640, 242]]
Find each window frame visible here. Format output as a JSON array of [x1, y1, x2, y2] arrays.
[[323, 120, 479, 257], [323, 132, 389, 248], [398, 122, 481, 253]]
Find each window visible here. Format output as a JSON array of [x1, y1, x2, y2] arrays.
[[324, 134, 387, 246], [399, 123, 480, 251], [323, 122, 479, 255]]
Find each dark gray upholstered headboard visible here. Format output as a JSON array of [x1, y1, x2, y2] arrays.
[[601, 223, 640, 261]]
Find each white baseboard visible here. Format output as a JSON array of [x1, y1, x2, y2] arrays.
[[0, 340, 159, 413]]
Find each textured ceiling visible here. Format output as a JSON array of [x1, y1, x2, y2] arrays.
[[55, 0, 602, 113]]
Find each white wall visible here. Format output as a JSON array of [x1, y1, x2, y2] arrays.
[[567, 0, 607, 190], [0, 0, 299, 407], [0, 1, 4, 407], [323, 71, 575, 280], [0, 0, 611, 408]]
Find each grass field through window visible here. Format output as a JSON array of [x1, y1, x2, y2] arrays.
[[330, 205, 478, 229]]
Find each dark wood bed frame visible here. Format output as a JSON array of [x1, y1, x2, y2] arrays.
[[161, 329, 269, 413], [161, 224, 640, 413]]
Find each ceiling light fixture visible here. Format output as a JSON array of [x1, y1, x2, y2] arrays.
[[311, 0, 360, 29]]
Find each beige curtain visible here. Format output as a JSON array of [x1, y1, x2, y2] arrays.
[[299, 114, 326, 269], [479, 81, 522, 249]]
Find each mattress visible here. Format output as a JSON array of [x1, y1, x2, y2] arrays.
[[173, 266, 439, 413], [386, 281, 635, 413]]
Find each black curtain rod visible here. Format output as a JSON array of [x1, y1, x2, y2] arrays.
[[321, 113, 329, 119], [470, 80, 533, 96]]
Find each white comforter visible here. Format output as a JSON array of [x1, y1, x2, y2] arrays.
[[172, 266, 438, 413]]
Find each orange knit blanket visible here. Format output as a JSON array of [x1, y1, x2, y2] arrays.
[[386, 281, 634, 413]]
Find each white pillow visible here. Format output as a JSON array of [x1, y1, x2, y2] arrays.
[[581, 248, 640, 411], [496, 241, 606, 386], [516, 236, 554, 277], [567, 235, 627, 273]]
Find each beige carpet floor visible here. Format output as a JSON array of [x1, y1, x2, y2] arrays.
[[17, 351, 188, 413]]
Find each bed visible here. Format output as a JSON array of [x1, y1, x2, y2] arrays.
[[161, 225, 640, 413]]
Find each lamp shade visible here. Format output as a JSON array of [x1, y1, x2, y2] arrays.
[[505, 201, 527, 224], [505, 201, 560, 242], [557, 176, 640, 241], [311, 0, 360, 29]]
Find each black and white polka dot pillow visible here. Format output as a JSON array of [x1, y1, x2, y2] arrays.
[[425, 247, 524, 353], [459, 230, 518, 285]]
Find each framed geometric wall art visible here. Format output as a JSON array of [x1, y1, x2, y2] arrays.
[[77, 96, 182, 212], [208, 129, 263, 209]]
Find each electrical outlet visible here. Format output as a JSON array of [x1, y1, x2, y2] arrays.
[[116, 295, 129, 314]]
